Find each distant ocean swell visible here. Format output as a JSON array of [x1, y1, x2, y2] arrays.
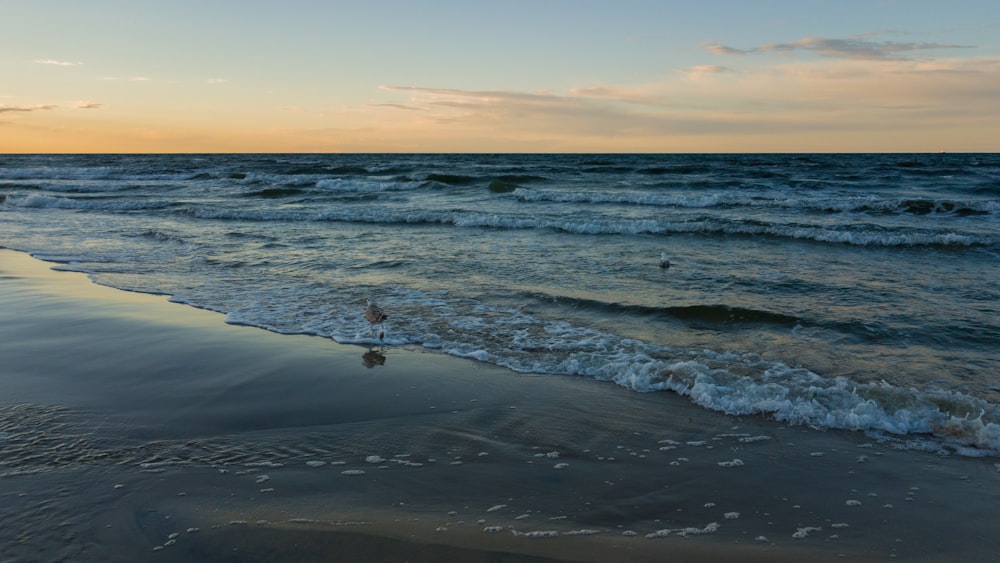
[[514, 187, 1000, 216], [4, 192, 992, 248]]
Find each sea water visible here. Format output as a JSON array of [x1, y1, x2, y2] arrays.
[[1, 153, 997, 455]]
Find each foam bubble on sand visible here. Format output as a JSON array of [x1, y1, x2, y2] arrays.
[[140, 462, 169, 473], [486, 504, 507, 513], [247, 461, 283, 468], [255, 474, 270, 484], [846, 499, 862, 506], [679, 522, 719, 537], [724, 512, 740, 520], [793, 526, 822, 539], [341, 469, 366, 476], [738, 435, 771, 443], [717, 459, 744, 467], [513, 530, 559, 538], [306, 460, 326, 467], [483, 526, 504, 533], [365, 455, 384, 463], [553, 463, 569, 470], [646, 522, 719, 539], [564, 529, 601, 536]]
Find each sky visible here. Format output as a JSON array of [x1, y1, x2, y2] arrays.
[[3, 0, 1000, 153]]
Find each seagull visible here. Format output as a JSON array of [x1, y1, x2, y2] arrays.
[[365, 298, 389, 340], [658, 251, 671, 269]]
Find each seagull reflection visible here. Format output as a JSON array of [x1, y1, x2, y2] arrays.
[[362, 347, 387, 368]]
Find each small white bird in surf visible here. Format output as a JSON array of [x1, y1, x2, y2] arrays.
[[659, 251, 671, 269], [365, 298, 389, 340]]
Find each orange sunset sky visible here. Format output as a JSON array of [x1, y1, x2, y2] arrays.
[[3, 0, 1000, 153]]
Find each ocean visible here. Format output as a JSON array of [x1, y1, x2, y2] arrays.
[[2, 153, 998, 457]]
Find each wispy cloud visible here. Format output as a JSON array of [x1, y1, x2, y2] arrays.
[[704, 42, 748, 56], [705, 37, 972, 60], [677, 65, 734, 76], [0, 104, 57, 113], [75, 101, 103, 109], [370, 52, 1000, 150], [371, 103, 425, 111], [34, 59, 83, 66], [103, 76, 154, 82]]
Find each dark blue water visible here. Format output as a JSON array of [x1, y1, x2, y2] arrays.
[[2, 153, 998, 455]]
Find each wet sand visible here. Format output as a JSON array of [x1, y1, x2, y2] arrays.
[[1, 248, 998, 562]]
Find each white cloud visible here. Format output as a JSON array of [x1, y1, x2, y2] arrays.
[[34, 59, 83, 66], [75, 101, 103, 109], [706, 36, 972, 60], [677, 65, 734, 76]]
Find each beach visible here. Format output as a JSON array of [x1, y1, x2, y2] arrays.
[[1, 247, 998, 561]]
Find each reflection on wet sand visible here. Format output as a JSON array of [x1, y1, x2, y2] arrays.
[[362, 348, 387, 368]]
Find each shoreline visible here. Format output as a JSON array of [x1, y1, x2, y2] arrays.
[[1, 248, 998, 561]]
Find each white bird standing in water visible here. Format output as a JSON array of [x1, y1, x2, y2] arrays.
[[365, 298, 389, 340], [659, 251, 671, 268]]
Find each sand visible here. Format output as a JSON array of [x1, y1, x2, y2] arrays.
[[1, 248, 998, 562]]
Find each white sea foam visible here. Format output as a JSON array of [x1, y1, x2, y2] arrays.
[[652, 356, 1000, 455], [4, 193, 160, 211], [316, 178, 423, 193]]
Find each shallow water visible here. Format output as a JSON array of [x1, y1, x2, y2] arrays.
[[1, 153, 998, 454], [2, 249, 999, 562]]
